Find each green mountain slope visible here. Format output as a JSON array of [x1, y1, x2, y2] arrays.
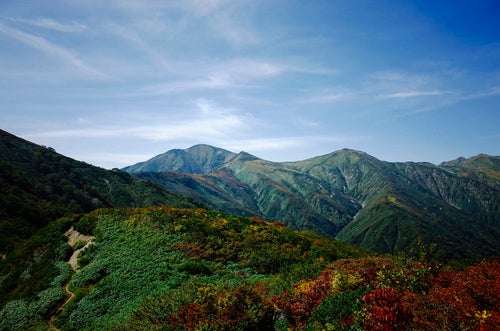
[[440, 153, 500, 183], [122, 144, 237, 174], [0, 129, 198, 252], [0, 206, 370, 330], [126, 146, 500, 260], [0, 129, 200, 318]]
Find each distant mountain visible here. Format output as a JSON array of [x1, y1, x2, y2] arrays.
[[126, 145, 500, 260], [123, 144, 239, 174], [0, 129, 198, 253], [441, 153, 500, 182]]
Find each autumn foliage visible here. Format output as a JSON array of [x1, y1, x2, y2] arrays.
[[271, 258, 500, 330]]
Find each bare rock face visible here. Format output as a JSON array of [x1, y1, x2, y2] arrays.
[[65, 227, 94, 271]]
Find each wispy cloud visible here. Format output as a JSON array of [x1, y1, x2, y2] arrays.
[[5, 17, 87, 32], [180, 0, 259, 46], [103, 22, 173, 72], [461, 86, 500, 100], [220, 134, 370, 161], [0, 22, 108, 80], [300, 92, 352, 104], [367, 70, 435, 96], [24, 99, 251, 142], [135, 58, 286, 95], [379, 90, 447, 99], [210, 58, 285, 83], [180, 0, 228, 15], [134, 100, 248, 141], [210, 11, 259, 46], [105, 0, 257, 47], [107, 0, 227, 15]]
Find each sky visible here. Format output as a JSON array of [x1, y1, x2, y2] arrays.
[[0, 0, 499, 169]]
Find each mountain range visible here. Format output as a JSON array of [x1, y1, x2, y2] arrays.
[[1, 129, 499, 330], [1, 128, 498, 261], [124, 144, 500, 260]]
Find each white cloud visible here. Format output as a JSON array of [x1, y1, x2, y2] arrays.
[[461, 85, 500, 100], [0, 22, 109, 80], [103, 22, 173, 72], [181, 0, 228, 15], [177, 0, 259, 46], [300, 92, 352, 104], [63, 151, 155, 169], [135, 78, 228, 96], [220, 134, 369, 159], [23, 99, 251, 143], [208, 58, 285, 85], [6, 17, 87, 33], [367, 70, 434, 95], [210, 11, 259, 46], [379, 90, 447, 99], [135, 58, 286, 95]]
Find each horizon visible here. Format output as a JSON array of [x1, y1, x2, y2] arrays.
[[1, 1, 499, 169], [120, 141, 496, 167], [3, 128, 496, 169]]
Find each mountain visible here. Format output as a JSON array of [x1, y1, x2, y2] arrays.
[[126, 146, 500, 260], [0, 129, 201, 328], [1, 130, 499, 330], [122, 144, 238, 174], [440, 153, 500, 182], [0, 129, 198, 253]]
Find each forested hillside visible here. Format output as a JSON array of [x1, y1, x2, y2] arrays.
[[0, 129, 197, 253], [0, 129, 198, 329]]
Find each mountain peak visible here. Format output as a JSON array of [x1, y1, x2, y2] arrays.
[[440, 156, 467, 167], [123, 144, 236, 174], [230, 151, 261, 162], [185, 144, 230, 154]]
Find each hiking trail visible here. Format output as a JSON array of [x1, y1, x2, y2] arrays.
[[48, 227, 94, 330]]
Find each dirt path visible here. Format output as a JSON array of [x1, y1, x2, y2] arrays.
[[48, 228, 94, 330], [65, 227, 94, 271], [48, 282, 75, 331]]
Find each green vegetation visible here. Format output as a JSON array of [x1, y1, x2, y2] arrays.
[[0, 217, 73, 330], [0, 129, 197, 328], [1, 206, 369, 330], [62, 207, 369, 330], [0, 129, 198, 254], [1, 207, 498, 330]]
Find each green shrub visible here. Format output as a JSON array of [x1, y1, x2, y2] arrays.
[[176, 260, 213, 275], [310, 289, 365, 330]]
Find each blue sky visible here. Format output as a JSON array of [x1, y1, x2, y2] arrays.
[[1, 0, 499, 169]]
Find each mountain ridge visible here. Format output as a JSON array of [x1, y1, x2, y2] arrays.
[[0, 129, 199, 253], [125, 144, 499, 260], [123, 144, 248, 174]]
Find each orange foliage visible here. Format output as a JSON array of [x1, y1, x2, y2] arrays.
[[273, 258, 500, 330], [170, 283, 274, 330], [273, 268, 335, 328], [362, 286, 410, 331]]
